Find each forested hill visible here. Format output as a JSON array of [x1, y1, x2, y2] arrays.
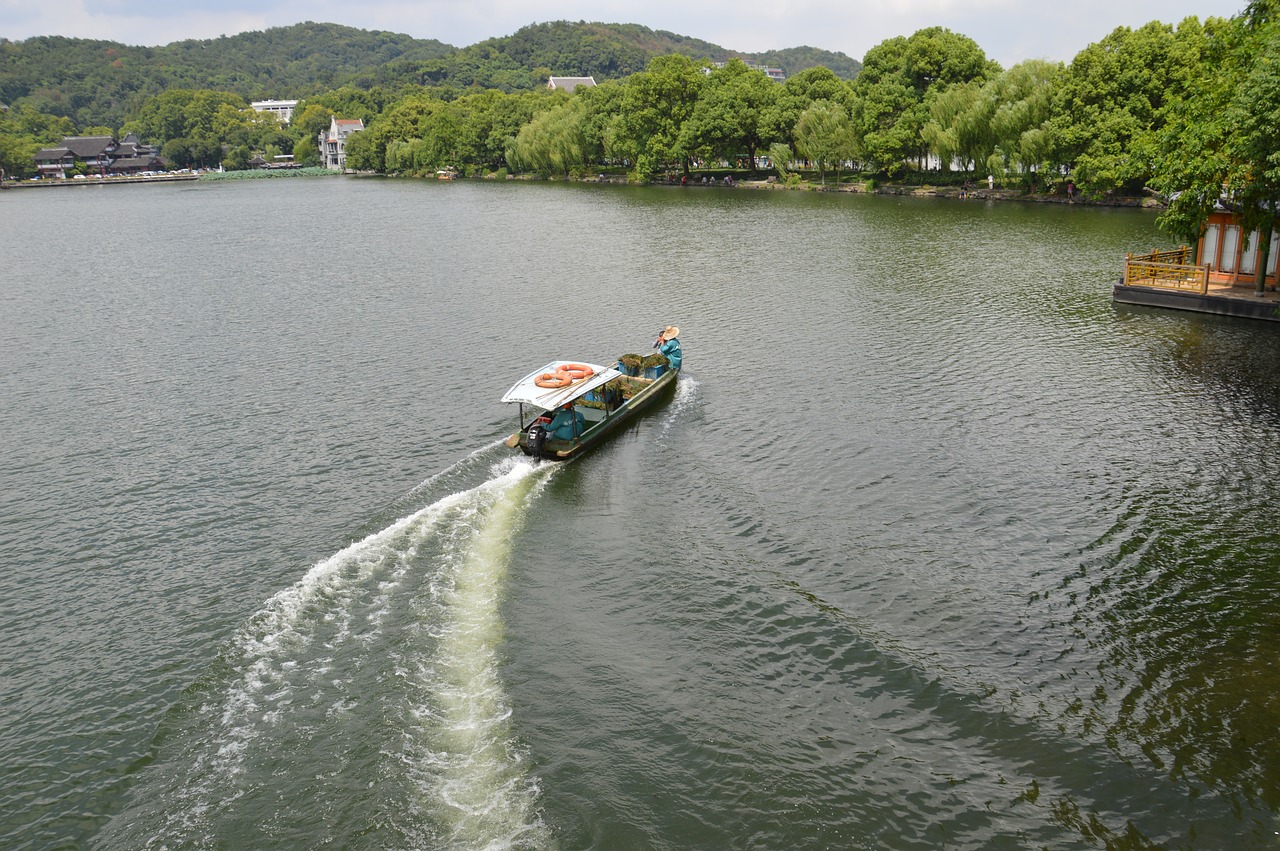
[[0, 20, 860, 129], [420, 22, 862, 86], [0, 23, 455, 127]]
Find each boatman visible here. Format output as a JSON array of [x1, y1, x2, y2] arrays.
[[547, 403, 585, 440], [656, 325, 682, 371]]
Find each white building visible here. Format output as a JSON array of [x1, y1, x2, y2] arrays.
[[707, 61, 785, 82], [320, 116, 365, 171], [547, 76, 597, 93], [250, 99, 299, 124]]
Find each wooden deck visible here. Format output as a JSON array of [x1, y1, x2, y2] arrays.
[[1115, 248, 1280, 322]]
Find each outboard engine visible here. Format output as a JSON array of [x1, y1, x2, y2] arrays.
[[527, 422, 548, 458]]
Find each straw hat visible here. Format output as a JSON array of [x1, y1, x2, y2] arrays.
[[663, 325, 680, 339]]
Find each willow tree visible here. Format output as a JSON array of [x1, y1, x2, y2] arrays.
[[1153, 2, 1280, 294], [507, 95, 592, 177], [986, 60, 1063, 184], [921, 81, 987, 173], [794, 99, 856, 184]]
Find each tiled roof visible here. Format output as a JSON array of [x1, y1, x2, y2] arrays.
[[61, 136, 116, 157], [110, 155, 165, 169]]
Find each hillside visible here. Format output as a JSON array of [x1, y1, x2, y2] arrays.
[[399, 22, 861, 90], [0, 23, 456, 128], [0, 20, 861, 129]]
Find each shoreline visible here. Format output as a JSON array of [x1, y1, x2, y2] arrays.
[[492, 171, 1162, 208], [5, 173, 200, 189], [4, 170, 1162, 208]]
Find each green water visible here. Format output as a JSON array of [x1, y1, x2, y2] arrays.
[[2, 178, 1279, 849]]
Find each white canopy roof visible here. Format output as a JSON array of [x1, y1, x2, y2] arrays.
[[501, 360, 623, 409]]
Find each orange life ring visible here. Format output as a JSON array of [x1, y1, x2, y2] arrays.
[[534, 372, 572, 388], [557, 363, 595, 380]]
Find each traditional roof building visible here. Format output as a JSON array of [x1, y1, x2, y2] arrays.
[[547, 76, 597, 93], [33, 134, 164, 178], [320, 116, 364, 171]]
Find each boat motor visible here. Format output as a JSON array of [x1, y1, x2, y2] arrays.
[[527, 421, 548, 457]]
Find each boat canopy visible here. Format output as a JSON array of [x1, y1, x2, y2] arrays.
[[501, 360, 623, 409]]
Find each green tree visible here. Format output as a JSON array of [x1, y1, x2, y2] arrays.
[[609, 54, 704, 179], [222, 144, 251, 171], [1152, 3, 1280, 293], [985, 60, 1063, 183], [851, 28, 999, 174], [921, 81, 986, 173], [508, 95, 592, 176], [122, 89, 246, 146], [679, 58, 777, 172], [923, 59, 1063, 180], [452, 89, 546, 170], [767, 142, 795, 178], [762, 65, 854, 148], [291, 136, 320, 166], [1052, 18, 1211, 194], [794, 99, 855, 184], [0, 103, 73, 178]]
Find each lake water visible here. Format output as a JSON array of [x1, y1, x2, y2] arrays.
[[3, 177, 1280, 850]]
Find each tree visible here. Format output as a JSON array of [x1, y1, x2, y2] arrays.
[[986, 60, 1063, 183], [763, 65, 854, 148], [222, 145, 251, 171], [508, 96, 591, 176], [851, 28, 999, 174], [1052, 18, 1211, 195], [794, 100, 856, 184], [921, 81, 987, 173], [1152, 3, 1280, 293], [610, 54, 705, 179], [679, 58, 777, 172], [0, 103, 73, 178]]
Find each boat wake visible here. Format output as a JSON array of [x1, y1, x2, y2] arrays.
[[97, 451, 557, 850], [656, 372, 699, 439]]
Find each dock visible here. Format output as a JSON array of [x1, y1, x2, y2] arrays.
[[1114, 247, 1280, 323], [7, 173, 200, 189]]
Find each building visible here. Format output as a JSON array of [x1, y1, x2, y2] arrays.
[[1115, 205, 1280, 321], [32, 134, 164, 178], [707, 61, 785, 82], [547, 76, 597, 93], [320, 116, 364, 171], [251, 99, 299, 124], [1196, 208, 1280, 287]]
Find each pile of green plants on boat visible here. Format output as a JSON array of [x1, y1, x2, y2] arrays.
[[577, 375, 650, 410], [640, 353, 667, 370], [616, 354, 644, 375]]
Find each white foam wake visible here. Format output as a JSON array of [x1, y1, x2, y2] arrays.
[[117, 455, 557, 849]]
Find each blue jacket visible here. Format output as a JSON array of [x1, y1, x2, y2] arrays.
[[659, 338, 682, 370], [547, 407, 585, 440]]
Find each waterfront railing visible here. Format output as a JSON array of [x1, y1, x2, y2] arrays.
[[1123, 246, 1209, 294]]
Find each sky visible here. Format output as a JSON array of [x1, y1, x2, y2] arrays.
[[0, 0, 1248, 69]]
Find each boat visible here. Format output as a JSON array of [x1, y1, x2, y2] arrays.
[[501, 356, 679, 461]]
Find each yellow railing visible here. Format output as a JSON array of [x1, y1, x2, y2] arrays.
[[1124, 246, 1209, 294]]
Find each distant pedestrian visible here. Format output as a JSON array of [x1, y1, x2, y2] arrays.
[[1067, 180, 1075, 202], [987, 174, 994, 190]]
